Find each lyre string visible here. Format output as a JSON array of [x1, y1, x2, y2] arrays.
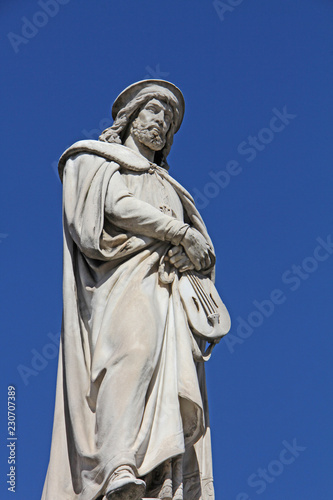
[[191, 275, 216, 314], [186, 272, 216, 315], [188, 275, 214, 315]]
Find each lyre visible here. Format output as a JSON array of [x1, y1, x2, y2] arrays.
[[178, 270, 231, 343]]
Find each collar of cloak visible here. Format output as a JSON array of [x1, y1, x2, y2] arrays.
[[58, 140, 195, 204]]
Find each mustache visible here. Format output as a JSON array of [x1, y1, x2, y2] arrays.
[[133, 120, 164, 135], [148, 124, 163, 133]]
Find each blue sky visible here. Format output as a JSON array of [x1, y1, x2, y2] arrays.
[[1, 1, 332, 498]]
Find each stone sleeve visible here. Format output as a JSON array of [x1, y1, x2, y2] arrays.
[[104, 170, 189, 245]]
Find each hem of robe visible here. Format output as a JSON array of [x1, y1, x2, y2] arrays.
[[79, 437, 186, 499]]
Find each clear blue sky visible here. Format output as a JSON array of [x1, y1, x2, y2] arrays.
[[1, 1, 332, 499]]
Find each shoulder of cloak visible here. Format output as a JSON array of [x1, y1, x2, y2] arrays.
[[58, 140, 151, 183]]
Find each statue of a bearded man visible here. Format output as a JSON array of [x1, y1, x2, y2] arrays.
[[42, 80, 230, 500]]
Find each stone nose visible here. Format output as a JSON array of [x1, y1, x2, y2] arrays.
[[154, 110, 165, 125]]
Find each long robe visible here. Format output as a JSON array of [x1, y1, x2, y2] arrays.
[[42, 140, 216, 500]]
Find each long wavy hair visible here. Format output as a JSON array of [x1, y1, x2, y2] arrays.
[[99, 91, 180, 170]]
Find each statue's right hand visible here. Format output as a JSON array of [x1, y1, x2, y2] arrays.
[[180, 227, 211, 271]]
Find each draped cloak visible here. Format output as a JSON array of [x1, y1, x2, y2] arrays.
[[42, 140, 216, 500]]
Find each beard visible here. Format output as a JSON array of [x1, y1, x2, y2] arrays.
[[131, 118, 166, 151]]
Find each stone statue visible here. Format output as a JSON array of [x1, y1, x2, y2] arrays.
[[42, 80, 230, 500]]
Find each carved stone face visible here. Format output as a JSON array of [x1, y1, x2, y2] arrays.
[[130, 98, 173, 152]]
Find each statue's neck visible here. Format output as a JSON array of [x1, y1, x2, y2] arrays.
[[123, 134, 155, 163]]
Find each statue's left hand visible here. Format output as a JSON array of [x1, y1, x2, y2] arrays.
[[168, 246, 195, 273]]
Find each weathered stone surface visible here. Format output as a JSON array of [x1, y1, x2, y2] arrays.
[[42, 80, 230, 500]]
